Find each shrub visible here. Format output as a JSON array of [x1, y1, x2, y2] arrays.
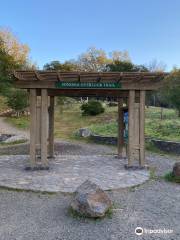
[[164, 172, 180, 183], [6, 89, 29, 113], [80, 100, 105, 116]]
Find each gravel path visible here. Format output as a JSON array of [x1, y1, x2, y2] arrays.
[[0, 117, 29, 138], [0, 117, 180, 239], [0, 148, 179, 239], [0, 179, 179, 240]]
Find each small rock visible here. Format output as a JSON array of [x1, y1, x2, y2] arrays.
[[0, 134, 13, 142], [4, 135, 27, 143], [172, 162, 180, 177], [71, 180, 112, 218], [75, 128, 91, 138]]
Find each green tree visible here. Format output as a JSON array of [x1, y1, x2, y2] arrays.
[[107, 60, 148, 72], [0, 28, 32, 94], [162, 69, 180, 117], [43, 60, 78, 71], [6, 89, 29, 115]]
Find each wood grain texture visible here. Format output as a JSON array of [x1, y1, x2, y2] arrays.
[[41, 89, 49, 167], [29, 89, 37, 168], [117, 98, 124, 158], [139, 90, 145, 166], [128, 90, 135, 166], [48, 96, 55, 158]]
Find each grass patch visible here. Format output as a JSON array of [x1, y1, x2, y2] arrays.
[[164, 172, 180, 183], [0, 96, 8, 112], [54, 103, 117, 140], [89, 107, 180, 142], [90, 121, 117, 137], [149, 167, 158, 180], [6, 116, 29, 129], [0, 139, 27, 146], [145, 141, 164, 154], [3, 103, 180, 143], [68, 205, 114, 220]]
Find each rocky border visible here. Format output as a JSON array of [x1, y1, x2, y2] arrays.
[[88, 132, 180, 155]]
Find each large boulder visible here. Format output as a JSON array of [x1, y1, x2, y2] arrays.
[[172, 162, 180, 177], [71, 180, 112, 218], [4, 135, 27, 143]]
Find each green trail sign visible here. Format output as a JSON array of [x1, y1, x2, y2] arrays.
[[55, 81, 121, 89]]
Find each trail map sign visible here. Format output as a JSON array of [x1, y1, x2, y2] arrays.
[[55, 81, 121, 89]]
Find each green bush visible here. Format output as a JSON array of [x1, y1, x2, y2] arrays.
[[164, 172, 180, 183], [80, 100, 105, 116], [6, 89, 29, 112]]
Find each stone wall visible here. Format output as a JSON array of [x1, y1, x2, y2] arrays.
[[90, 134, 117, 145], [150, 139, 180, 155], [90, 133, 180, 155], [0, 132, 180, 156]]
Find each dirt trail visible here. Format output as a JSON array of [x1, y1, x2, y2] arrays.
[[0, 117, 29, 138]]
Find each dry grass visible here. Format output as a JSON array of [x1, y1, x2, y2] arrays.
[[54, 103, 117, 140], [0, 96, 8, 113]]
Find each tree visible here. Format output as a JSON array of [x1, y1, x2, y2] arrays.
[[6, 89, 29, 115], [76, 47, 109, 72], [0, 28, 31, 94], [43, 60, 78, 71], [147, 59, 166, 72], [0, 29, 29, 65], [162, 69, 180, 117], [110, 50, 131, 62], [107, 60, 148, 72]]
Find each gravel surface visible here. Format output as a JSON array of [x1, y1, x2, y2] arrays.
[[0, 140, 117, 155], [0, 147, 179, 239], [0, 179, 179, 240], [0, 117, 179, 239]]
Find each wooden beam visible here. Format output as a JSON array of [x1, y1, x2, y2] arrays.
[[117, 98, 124, 158], [128, 90, 135, 166], [48, 96, 55, 158], [14, 71, 167, 91], [29, 89, 37, 168], [139, 90, 146, 166], [15, 80, 164, 91], [41, 89, 49, 167]]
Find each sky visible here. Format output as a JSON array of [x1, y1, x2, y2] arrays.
[[1, 0, 180, 70]]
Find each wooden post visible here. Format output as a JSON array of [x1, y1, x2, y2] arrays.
[[36, 97, 41, 155], [128, 90, 135, 166], [48, 96, 55, 158], [41, 89, 49, 167], [134, 103, 140, 160], [139, 90, 145, 166], [117, 98, 124, 158], [29, 89, 37, 168]]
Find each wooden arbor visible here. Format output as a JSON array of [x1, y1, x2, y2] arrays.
[[14, 71, 167, 169]]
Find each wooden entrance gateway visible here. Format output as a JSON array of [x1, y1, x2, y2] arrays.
[[14, 71, 166, 169]]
